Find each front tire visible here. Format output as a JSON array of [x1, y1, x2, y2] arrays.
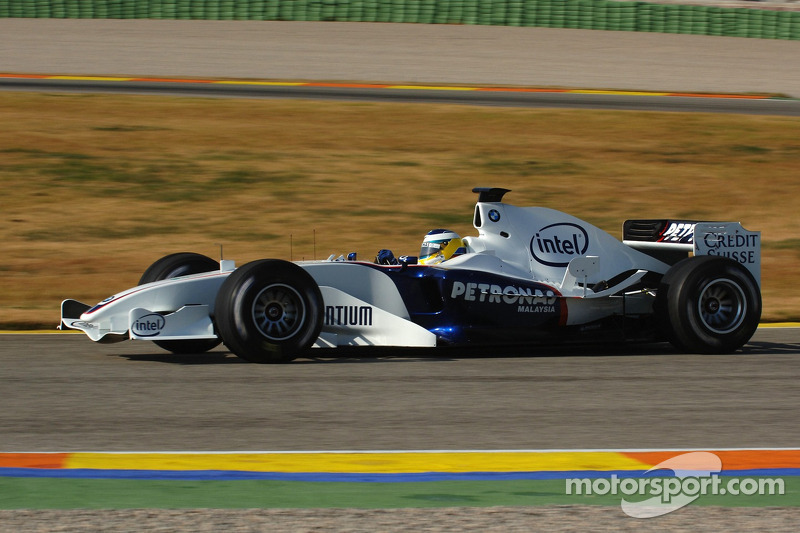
[[655, 256, 761, 354], [139, 252, 222, 354], [215, 259, 323, 363], [139, 252, 220, 285]]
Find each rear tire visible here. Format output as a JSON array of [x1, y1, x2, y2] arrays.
[[655, 256, 760, 354], [139, 252, 222, 354], [215, 259, 323, 363]]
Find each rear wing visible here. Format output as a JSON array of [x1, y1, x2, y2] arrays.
[[623, 219, 761, 285]]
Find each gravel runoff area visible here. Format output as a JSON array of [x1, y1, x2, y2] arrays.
[[2, 506, 800, 532]]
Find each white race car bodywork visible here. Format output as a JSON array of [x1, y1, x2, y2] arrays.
[[61, 188, 762, 359], [63, 263, 439, 348]]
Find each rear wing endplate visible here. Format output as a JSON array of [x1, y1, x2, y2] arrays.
[[623, 219, 760, 285]]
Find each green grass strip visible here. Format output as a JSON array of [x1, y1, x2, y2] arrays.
[[2, 477, 799, 509]]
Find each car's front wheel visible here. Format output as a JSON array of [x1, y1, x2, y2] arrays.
[[655, 256, 761, 354], [214, 259, 323, 363], [138, 252, 222, 354]]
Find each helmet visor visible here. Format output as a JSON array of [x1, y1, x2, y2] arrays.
[[420, 239, 450, 262]]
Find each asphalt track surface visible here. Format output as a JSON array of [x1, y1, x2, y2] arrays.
[[2, 329, 799, 452], [3, 75, 799, 115], [1, 19, 799, 114]]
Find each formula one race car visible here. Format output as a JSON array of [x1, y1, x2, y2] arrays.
[[60, 187, 762, 363]]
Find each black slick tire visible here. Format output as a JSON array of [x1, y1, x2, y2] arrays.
[[138, 252, 222, 354], [214, 259, 323, 363], [655, 256, 761, 354]]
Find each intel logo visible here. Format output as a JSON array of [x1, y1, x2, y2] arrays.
[[131, 313, 165, 337], [530, 223, 589, 267]]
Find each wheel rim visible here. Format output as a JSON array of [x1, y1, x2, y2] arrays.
[[697, 278, 747, 334], [251, 283, 306, 341]]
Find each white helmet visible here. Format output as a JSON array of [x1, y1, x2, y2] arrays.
[[419, 229, 464, 265]]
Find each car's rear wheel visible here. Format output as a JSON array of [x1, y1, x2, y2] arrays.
[[655, 256, 760, 354], [215, 259, 323, 363], [139, 252, 222, 354]]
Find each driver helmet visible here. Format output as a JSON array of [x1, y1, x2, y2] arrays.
[[419, 229, 465, 265]]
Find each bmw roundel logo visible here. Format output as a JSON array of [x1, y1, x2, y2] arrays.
[[488, 209, 501, 222]]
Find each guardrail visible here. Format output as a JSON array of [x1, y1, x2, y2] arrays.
[[1, 0, 798, 39]]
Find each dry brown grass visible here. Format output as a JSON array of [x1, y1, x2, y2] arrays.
[[2, 92, 798, 327]]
